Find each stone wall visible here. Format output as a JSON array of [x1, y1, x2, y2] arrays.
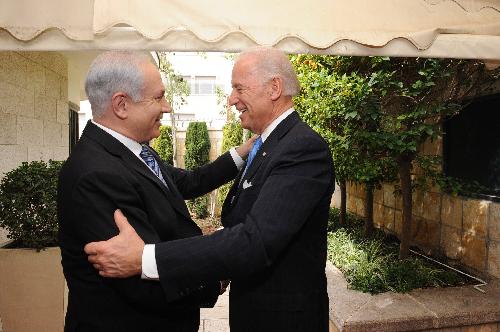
[[346, 137, 500, 278], [173, 129, 223, 215], [174, 129, 223, 168], [0, 51, 69, 243]]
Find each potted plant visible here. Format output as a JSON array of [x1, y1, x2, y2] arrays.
[[0, 160, 66, 332]]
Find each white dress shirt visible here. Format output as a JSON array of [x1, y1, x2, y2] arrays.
[[142, 108, 296, 279]]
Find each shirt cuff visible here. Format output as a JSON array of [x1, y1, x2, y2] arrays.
[[141, 244, 159, 280], [229, 147, 245, 170]]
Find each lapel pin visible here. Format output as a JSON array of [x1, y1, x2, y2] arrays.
[[262, 152, 267, 157]]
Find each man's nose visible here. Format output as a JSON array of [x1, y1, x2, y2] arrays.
[[228, 90, 237, 107], [162, 100, 172, 113]]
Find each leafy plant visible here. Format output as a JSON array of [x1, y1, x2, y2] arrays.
[[293, 55, 500, 258], [216, 120, 243, 219], [152, 125, 174, 165], [291, 55, 397, 232], [326, 208, 466, 294], [0, 160, 63, 250], [185, 122, 210, 218], [156, 52, 191, 166]]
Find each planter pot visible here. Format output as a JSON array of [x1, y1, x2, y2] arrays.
[[0, 246, 66, 332]]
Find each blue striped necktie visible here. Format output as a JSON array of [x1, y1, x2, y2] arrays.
[[140, 145, 168, 188]]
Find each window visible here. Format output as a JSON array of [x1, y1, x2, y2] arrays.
[[443, 93, 500, 199], [69, 102, 79, 154], [183, 76, 217, 95], [194, 76, 216, 95]]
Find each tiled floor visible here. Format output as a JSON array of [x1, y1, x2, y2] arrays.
[[199, 289, 230, 332]]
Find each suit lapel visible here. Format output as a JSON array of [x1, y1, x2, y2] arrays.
[[82, 122, 191, 220], [225, 112, 301, 210], [150, 149, 192, 219], [242, 111, 300, 183]]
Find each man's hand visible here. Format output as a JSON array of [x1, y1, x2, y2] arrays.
[[235, 135, 258, 159], [84, 209, 145, 278]]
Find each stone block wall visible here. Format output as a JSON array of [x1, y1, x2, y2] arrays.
[[0, 51, 69, 243], [173, 129, 223, 168], [346, 169, 500, 279], [173, 129, 223, 214]]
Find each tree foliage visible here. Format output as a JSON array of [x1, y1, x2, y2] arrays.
[[216, 120, 243, 214], [292, 55, 397, 232], [0, 160, 63, 250], [152, 125, 174, 165], [156, 52, 191, 166], [292, 54, 500, 258], [185, 122, 211, 218]]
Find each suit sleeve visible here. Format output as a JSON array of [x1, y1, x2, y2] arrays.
[[167, 151, 238, 199], [70, 170, 219, 309], [155, 135, 334, 302]]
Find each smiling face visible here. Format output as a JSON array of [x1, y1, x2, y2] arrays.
[[228, 56, 275, 135], [126, 62, 171, 143]]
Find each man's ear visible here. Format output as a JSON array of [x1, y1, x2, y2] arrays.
[[270, 77, 283, 101], [111, 92, 128, 120]]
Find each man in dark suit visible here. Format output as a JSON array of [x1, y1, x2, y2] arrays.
[[58, 51, 253, 332], [85, 47, 335, 331]]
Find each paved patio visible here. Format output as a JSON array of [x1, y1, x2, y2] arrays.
[[199, 288, 230, 332], [198, 262, 500, 332]]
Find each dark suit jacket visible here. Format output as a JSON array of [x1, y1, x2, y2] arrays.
[[57, 121, 238, 332], [155, 112, 335, 332]]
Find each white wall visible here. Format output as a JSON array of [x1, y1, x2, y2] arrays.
[[162, 52, 235, 131]]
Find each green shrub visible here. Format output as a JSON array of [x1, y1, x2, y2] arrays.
[[0, 160, 63, 250], [326, 207, 467, 294], [152, 125, 174, 165], [216, 121, 243, 216], [185, 122, 210, 218]]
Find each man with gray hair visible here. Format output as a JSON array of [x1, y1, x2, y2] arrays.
[[58, 51, 253, 332], [86, 47, 335, 331]]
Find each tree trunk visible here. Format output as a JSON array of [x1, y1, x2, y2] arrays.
[[170, 111, 177, 167], [398, 155, 413, 259], [364, 183, 375, 237], [339, 180, 347, 226]]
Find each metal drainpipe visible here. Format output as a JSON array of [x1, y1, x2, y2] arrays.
[[409, 249, 488, 293]]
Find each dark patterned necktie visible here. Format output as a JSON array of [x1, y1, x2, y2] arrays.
[[140, 145, 168, 188]]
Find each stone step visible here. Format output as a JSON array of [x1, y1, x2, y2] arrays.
[[326, 262, 500, 332]]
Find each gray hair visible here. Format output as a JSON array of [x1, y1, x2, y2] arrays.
[[84, 51, 152, 118], [238, 47, 300, 97]]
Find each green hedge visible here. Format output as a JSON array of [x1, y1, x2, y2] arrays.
[[216, 121, 243, 215], [185, 122, 210, 218], [152, 125, 174, 165], [0, 160, 63, 249]]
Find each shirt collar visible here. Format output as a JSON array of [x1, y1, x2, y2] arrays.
[[260, 108, 295, 143], [91, 120, 143, 157]]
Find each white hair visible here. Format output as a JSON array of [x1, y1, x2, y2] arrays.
[[238, 46, 300, 97], [84, 51, 152, 118]]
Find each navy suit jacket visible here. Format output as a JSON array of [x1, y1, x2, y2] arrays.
[[155, 112, 335, 331], [58, 121, 238, 332]]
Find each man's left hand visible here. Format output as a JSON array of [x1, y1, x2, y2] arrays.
[[235, 134, 258, 159], [84, 209, 144, 278]]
